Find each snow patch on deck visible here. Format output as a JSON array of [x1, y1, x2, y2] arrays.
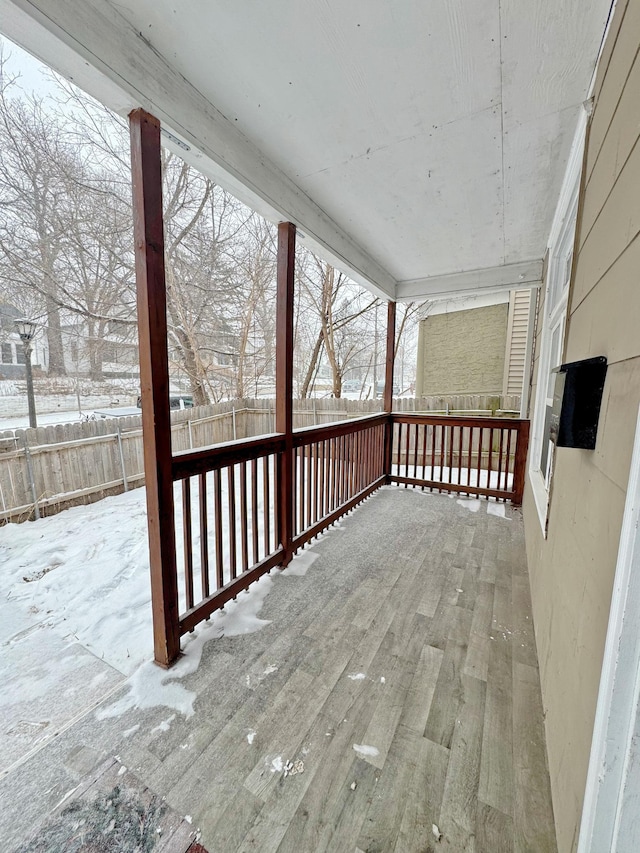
[[281, 549, 319, 577], [353, 743, 379, 758], [457, 498, 482, 512]]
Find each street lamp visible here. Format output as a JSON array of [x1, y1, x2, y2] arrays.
[[14, 318, 38, 428]]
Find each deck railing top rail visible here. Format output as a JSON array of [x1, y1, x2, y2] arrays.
[[391, 412, 529, 429], [292, 412, 388, 445], [172, 432, 285, 479]]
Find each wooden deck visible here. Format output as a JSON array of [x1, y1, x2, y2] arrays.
[[146, 487, 555, 852], [2, 487, 556, 853]]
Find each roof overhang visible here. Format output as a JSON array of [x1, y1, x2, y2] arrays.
[[0, 0, 611, 301]]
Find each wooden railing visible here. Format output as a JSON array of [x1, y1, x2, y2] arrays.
[[390, 414, 529, 504], [171, 415, 387, 635], [172, 434, 284, 632], [292, 415, 387, 549], [169, 413, 527, 640]]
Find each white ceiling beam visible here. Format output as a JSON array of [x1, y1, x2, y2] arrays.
[[395, 260, 543, 302], [1, 0, 397, 299]]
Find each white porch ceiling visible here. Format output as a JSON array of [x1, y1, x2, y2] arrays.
[[1, 0, 611, 299]]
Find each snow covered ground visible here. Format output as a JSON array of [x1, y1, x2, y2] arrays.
[[0, 399, 139, 431], [0, 478, 318, 773]]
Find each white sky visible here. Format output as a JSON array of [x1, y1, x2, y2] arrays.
[[1, 35, 60, 97]]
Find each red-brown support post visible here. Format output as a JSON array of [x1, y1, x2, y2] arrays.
[[276, 222, 296, 565], [130, 109, 180, 667], [512, 419, 530, 506], [383, 300, 397, 481]]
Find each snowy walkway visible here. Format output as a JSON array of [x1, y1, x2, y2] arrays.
[[0, 487, 556, 852]]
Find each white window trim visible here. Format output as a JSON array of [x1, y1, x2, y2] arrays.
[[528, 110, 587, 533]]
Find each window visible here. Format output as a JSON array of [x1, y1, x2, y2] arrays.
[[529, 115, 586, 532], [0, 342, 11, 364]]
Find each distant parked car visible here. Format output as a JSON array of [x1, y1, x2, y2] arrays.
[[375, 381, 400, 397], [342, 379, 362, 392], [136, 394, 194, 410]]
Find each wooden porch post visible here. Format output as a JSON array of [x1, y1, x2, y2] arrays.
[[129, 109, 180, 667], [383, 300, 396, 480], [512, 419, 530, 506], [276, 222, 296, 566]]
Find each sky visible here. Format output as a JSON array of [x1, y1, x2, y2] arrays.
[[0, 35, 60, 98]]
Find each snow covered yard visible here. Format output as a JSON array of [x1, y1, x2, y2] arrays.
[[0, 480, 318, 779]]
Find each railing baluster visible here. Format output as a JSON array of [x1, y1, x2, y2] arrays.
[[487, 428, 494, 498], [251, 458, 259, 565], [182, 478, 194, 614], [345, 433, 351, 500], [496, 426, 505, 500], [340, 434, 346, 503], [240, 461, 248, 573], [263, 455, 270, 556], [313, 441, 320, 523], [352, 432, 357, 495], [476, 427, 483, 489], [429, 422, 436, 490], [457, 425, 463, 487], [318, 441, 327, 518], [306, 443, 312, 529], [403, 423, 409, 486], [214, 468, 223, 588], [199, 472, 209, 603], [363, 428, 368, 490], [292, 446, 298, 536], [503, 427, 513, 498], [298, 446, 305, 533], [228, 466, 237, 581]]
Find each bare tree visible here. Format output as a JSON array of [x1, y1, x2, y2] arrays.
[[296, 250, 379, 398], [0, 60, 73, 374]]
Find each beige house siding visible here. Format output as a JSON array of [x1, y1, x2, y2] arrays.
[[416, 303, 508, 396], [523, 1, 640, 850]]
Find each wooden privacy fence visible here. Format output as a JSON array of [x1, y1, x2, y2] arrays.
[[0, 395, 520, 523], [169, 412, 529, 642], [0, 403, 238, 523]]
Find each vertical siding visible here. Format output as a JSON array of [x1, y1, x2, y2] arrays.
[[503, 289, 532, 396], [523, 1, 640, 850]]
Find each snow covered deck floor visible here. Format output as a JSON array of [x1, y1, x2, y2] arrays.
[[1, 487, 556, 852]]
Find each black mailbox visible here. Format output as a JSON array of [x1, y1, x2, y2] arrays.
[[554, 356, 607, 450]]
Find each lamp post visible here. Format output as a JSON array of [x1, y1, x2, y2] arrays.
[[14, 318, 37, 428]]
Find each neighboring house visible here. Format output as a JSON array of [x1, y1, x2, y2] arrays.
[[0, 303, 48, 379], [62, 317, 139, 379], [415, 290, 533, 402]]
